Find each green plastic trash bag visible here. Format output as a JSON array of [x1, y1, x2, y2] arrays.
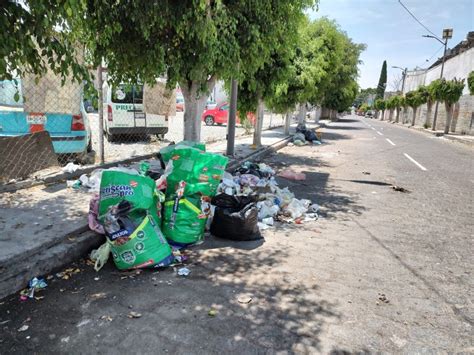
[[162, 197, 209, 245], [165, 147, 229, 198], [109, 214, 174, 270], [98, 170, 163, 227], [160, 141, 206, 163]]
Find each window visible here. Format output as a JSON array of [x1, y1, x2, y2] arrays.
[[111, 84, 143, 104]]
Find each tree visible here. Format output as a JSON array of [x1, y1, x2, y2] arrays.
[[374, 99, 386, 120], [235, 11, 308, 147], [468, 71, 474, 95], [405, 91, 424, 126], [359, 103, 370, 113], [72, 1, 316, 142], [391, 95, 402, 123], [354, 87, 376, 107], [431, 78, 465, 134], [1, 1, 89, 86], [426, 81, 441, 128], [375, 60, 387, 101], [386, 96, 398, 121]]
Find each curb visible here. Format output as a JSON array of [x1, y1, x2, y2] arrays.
[[0, 133, 292, 301]]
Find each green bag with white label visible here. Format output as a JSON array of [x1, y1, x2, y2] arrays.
[[162, 196, 208, 246], [109, 214, 173, 270], [98, 170, 172, 270], [165, 147, 228, 199]]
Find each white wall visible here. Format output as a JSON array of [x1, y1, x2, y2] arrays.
[[403, 47, 474, 95]]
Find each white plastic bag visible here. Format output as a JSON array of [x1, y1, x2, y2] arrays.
[[90, 242, 111, 272]]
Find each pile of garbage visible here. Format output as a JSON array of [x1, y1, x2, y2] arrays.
[[213, 161, 319, 237], [83, 141, 318, 272], [291, 123, 322, 146]]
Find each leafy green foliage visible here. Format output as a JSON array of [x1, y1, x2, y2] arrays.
[[265, 17, 364, 114], [375, 60, 387, 100], [467, 71, 474, 96], [359, 103, 370, 112], [354, 87, 376, 107], [1, 1, 89, 83], [431, 78, 465, 105], [416, 85, 430, 105], [374, 99, 385, 111], [405, 91, 423, 109]]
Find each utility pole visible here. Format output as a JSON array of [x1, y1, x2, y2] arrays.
[[423, 28, 453, 131], [97, 65, 105, 164], [226, 77, 238, 156], [392, 66, 407, 94]]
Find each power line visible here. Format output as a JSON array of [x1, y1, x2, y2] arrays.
[[419, 44, 445, 68], [398, 0, 441, 40]]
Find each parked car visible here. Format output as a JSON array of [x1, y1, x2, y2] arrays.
[[201, 102, 256, 126], [103, 82, 169, 141], [365, 110, 374, 118], [0, 78, 92, 160], [176, 97, 184, 112]]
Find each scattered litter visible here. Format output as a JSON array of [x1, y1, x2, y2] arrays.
[[237, 296, 253, 304], [378, 293, 390, 303], [391, 185, 410, 193], [62, 162, 80, 173], [308, 204, 320, 213], [128, 311, 142, 319], [278, 169, 306, 181], [19, 277, 48, 301], [56, 268, 81, 280], [90, 292, 107, 300], [362, 171, 371, 175], [208, 309, 217, 317], [100, 315, 113, 322], [177, 267, 190, 276], [18, 325, 29, 332], [94, 277, 100, 281], [257, 222, 270, 230], [262, 217, 274, 226]]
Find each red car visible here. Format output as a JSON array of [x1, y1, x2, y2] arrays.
[[201, 102, 256, 126]]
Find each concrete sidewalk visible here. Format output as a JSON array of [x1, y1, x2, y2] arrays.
[[0, 123, 318, 300]]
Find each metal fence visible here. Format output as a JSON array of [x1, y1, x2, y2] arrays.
[[0, 72, 285, 185]]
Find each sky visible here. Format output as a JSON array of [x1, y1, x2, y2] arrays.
[[309, 0, 473, 90]]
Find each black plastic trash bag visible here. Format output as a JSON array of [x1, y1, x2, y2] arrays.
[[304, 129, 318, 142], [210, 194, 262, 241], [296, 123, 307, 133]]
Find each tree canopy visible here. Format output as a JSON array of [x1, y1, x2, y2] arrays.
[[375, 60, 387, 101]]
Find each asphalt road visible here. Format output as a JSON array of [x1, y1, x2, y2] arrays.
[[0, 115, 472, 353]]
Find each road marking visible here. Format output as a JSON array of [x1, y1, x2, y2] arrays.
[[386, 138, 396, 146], [371, 127, 376, 130], [404, 153, 427, 171], [377, 131, 383, 136]]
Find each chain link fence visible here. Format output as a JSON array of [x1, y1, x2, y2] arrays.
[[0, 72, 286, 185]]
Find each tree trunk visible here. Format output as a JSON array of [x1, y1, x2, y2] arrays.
[[297, 103, 306, 124], [395, 108, 400, 123], [284, 112, 291, 135], [444, 102, 453, 135], [451, 102, 460, 132], [253, 98, 265, 148], [411, 107, 417, 126], [425, 101, 433, 127], [381, 109, 385, 121], [180, 78, 216, 142]]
